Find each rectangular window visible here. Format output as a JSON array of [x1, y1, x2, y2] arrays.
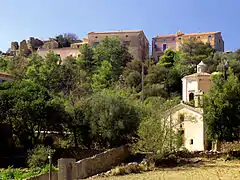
[[154, 43, 157, 49], [92, 42, 99, 47], [190, 139, 193, 145], [162, 44, 167, 51], [123, 41, 131, 47]]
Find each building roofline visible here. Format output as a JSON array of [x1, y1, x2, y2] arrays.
[[153, 34, 176, 39], [182, 72, 211, 79], [153, 31, 222, 39], [38, 47, 79, 51], [88, 30, 144, 35], [166, 102, 203, 116], [0, 72, 12, 76]]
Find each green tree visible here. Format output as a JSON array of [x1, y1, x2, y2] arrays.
[[134, 97, 180, 160], [176, 38, 215, 76], [93, 37, 133, 82], [204, 69, 240, 142], [91, 60, 113, 91], [86, 90, 140, 148], [63, 98, 91, 148], [158, 49, 176, 68], [0, 80, 64, 149], [55, 33, 80, 48], [0, 57, 11, 72], [125, 71, 141, 91], [79, 44, 95, 75]]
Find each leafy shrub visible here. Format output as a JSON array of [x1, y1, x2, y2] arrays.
[[134, 98, 180, 161], [125, 71, 141, 91], [86, 90, 140, 148], [0, 165, 58, 180], [27, 145, 55, 168]]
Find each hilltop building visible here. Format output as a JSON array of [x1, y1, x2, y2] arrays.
[[38, 30, 149, 61], [0, 72, 12, 83], [88, 30, 149, 61], [167, 61, 212, 151], [38, 38, 88, 60], [152, 30, 224, 61]]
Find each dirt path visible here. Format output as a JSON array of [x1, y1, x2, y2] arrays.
[[91, 159, 240, 180]]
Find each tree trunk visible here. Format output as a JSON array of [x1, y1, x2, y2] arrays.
[[73, 128, 78, 148]]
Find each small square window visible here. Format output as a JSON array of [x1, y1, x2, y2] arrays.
[[190, 139, 193, 145], [126, 35, 128, 37]]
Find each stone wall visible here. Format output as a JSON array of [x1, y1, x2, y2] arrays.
[[220, 141, 240, 152], [24, 172, 58, 180], [58, 145, 130, 180]]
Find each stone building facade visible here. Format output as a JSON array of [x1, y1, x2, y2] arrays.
[[152, 30, 224, 61], [88, 30, 149, 61]]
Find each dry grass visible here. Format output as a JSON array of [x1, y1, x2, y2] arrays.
[[91, 159, 240, 180]]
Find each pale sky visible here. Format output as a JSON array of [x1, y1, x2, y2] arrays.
[[0, 0, 239, 51]]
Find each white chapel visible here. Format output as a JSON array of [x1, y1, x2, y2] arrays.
[[168, 61, 212, 151]]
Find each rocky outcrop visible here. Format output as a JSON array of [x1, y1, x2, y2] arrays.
[[19, 40, 31, 56], [11, 42, 19, 51], [27, 37, 44, 51]]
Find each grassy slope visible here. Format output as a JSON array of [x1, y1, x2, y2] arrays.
[[92, 159, 240, 180]]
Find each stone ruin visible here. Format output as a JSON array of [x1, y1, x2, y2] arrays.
[[27, 37, 44, 51], [41, 38, 59, 49], [11, 42, 19, 51], [9, 37, 45, 56]]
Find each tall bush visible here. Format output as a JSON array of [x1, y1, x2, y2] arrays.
[[27, 145, 55, 168]]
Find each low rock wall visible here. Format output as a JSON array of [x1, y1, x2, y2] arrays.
[[58, 145, 130, 180], [220, 141, 240, 152], [24, 171, 58, 180]]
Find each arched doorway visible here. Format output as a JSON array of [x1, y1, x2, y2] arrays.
[[189, 93, 194, 101]]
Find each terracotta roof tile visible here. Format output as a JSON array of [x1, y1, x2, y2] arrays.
[[153, 34, 176, 39], [184, 72, 211, 78], [182, 32, 221, 37]]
